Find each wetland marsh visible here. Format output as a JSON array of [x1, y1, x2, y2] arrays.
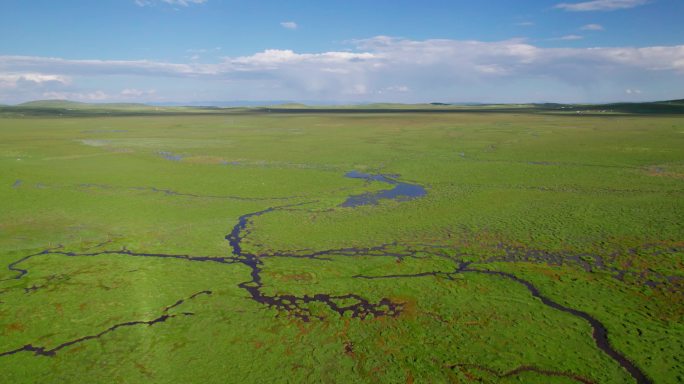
[[0, 107, 682, 383]]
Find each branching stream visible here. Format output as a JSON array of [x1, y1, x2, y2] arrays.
[[0, 172, 660, 384]]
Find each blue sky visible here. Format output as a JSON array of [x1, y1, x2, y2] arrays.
[[1, 0, 683, 104]]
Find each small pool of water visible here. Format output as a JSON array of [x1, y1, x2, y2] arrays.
[[158, 151, 184, 161], [340, 171, 426, 207]]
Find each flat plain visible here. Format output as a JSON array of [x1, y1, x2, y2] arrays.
[[0, 105, 682, 383]]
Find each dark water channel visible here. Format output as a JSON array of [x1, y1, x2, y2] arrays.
[[0, 168, 653, 383]]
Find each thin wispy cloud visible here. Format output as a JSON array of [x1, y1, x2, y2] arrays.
[[280, 21, 298, 30], [135, 0, 207, 7], [555, 0, 649, 12], [0, 56, 205, 77], [515, 22, 535, 27], [581, 24, 605, 31], [186, 47, 221, 53], [550, 34, 585, 41]]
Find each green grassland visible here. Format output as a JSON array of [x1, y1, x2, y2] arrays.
[[0, 105, 682, 383]]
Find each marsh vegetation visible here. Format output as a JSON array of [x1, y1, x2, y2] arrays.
[[0, 106, 682, 383]]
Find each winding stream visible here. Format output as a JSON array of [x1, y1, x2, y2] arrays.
[[0, 171, 654, 383], [463, 268, 651, 384], [0, 291, 211, 358], [225, 203, 403, 320], [449, 363, 595, 384]]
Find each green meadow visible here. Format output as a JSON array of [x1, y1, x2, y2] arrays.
[[0, 106, 682, 383]]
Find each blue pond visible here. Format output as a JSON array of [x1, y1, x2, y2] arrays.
[[158, 151, 184, 161], [340, 171, 426, 207]]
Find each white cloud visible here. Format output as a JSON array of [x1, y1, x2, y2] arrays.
[[475, 64, 509, 75], [0, 73, 69, 89], [554, 34, 585, 41], [231, 49, 375, 67], [3, 39, 684, 79], [581, 23, 605, 31], [321, 68, 351, 74], [164, 0, 206, 5], [120, 88, 156, 97], [351, 84, 367, 95], [3, 37, 684, 103], [555, 0, 648, 12], [515, 22, 535, 27], [40, 89, 155, 101], [135, 0, 207, 7], [280, 21, 298, 30], [625, 88, 642, 94], [0, 56, 212, 76]]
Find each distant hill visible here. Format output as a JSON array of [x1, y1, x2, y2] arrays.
[[1, 99, 227, 117], [269, 103, 310, 109], [18, 100, 153, 110], [3, 98, 684, 116], [151, 100, 293, 107], [18, 100, 88, 108], [560, 100, 684, 114]]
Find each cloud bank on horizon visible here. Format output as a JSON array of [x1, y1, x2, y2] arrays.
[[0, 0, 682, 104], [3, 37, 683, 104]]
